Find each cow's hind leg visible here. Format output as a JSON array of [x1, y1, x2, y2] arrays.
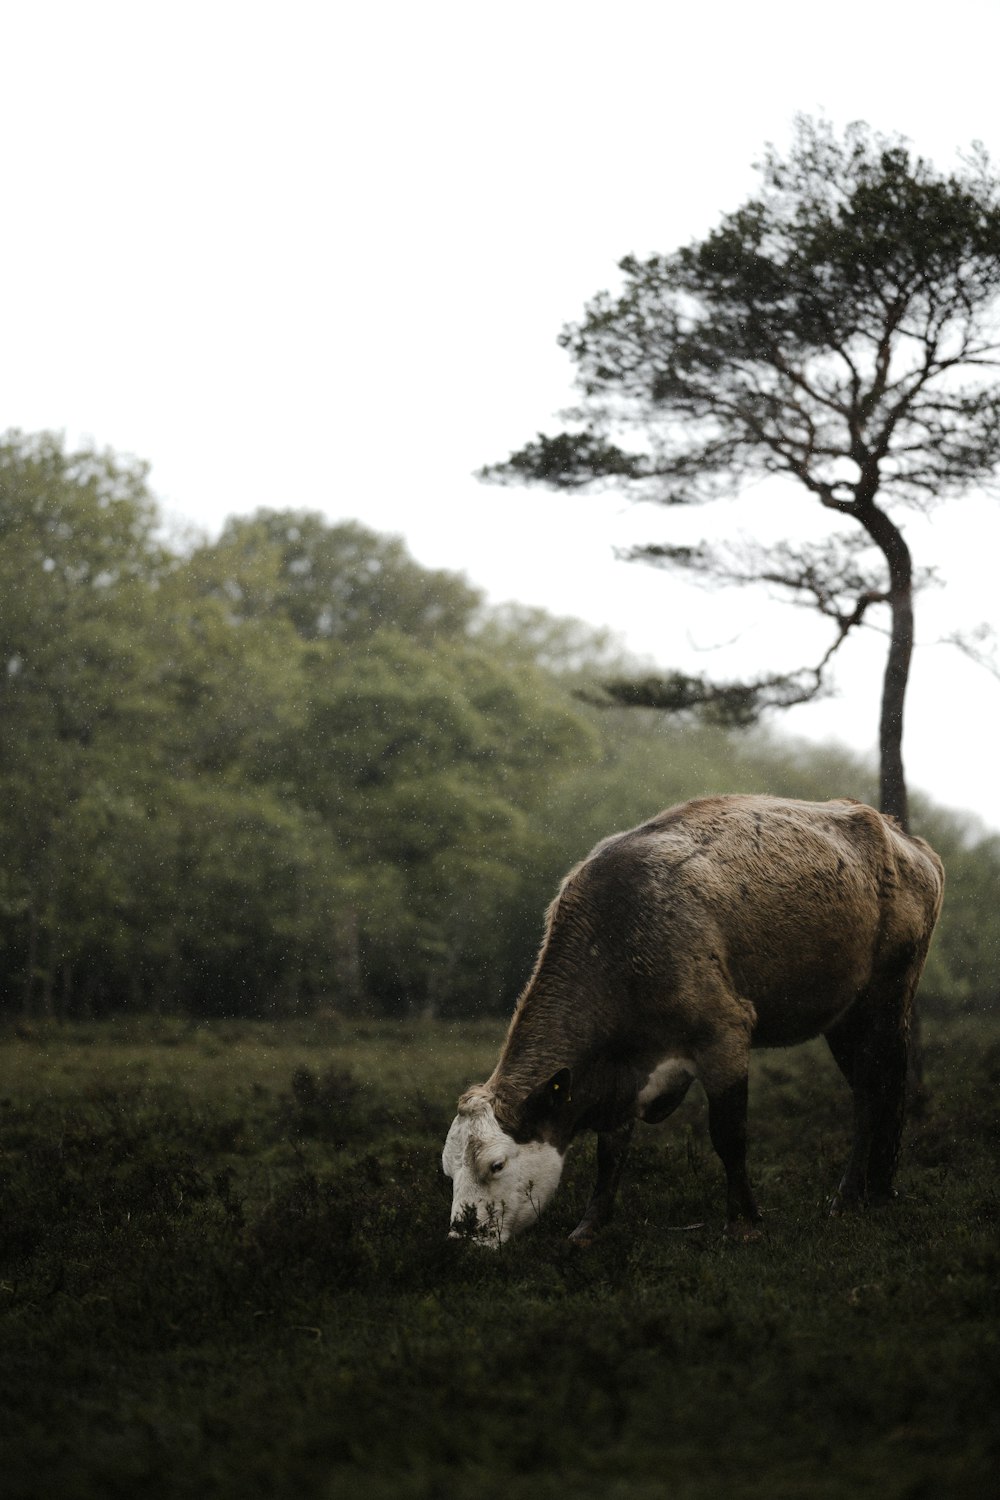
[[826, 982, 911, 1212], [567, 1120, 634, 1247], [707, 1074, 761, 1237]]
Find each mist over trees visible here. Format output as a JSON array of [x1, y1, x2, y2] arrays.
[[0, 429, 996, 1021]]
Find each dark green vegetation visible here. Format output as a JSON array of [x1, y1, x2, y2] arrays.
[[2, 1017, 997, 1499], [3, 424, 998, 1494], [2, 429, 998, 1021]]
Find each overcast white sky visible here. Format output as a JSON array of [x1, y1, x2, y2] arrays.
[[3, 1, 1000, 831]]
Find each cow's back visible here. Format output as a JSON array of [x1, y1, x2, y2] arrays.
[[562, 795, 943, 1048]]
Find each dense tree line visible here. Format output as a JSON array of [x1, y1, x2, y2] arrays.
[[0, 430, 996, 1020]]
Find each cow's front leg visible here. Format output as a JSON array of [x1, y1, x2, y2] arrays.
[[568, 1120, 634, 1246], [707, 1075, 761, 1237]]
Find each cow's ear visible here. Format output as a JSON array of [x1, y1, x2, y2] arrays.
[[520, 1068, 573, 1130], [545, 1068, 573, 1106]]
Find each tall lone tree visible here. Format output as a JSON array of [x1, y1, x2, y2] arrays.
[[487, 117, 1000, 830]]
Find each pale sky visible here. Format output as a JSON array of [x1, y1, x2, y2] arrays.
[[3, 1, 1000, 831]]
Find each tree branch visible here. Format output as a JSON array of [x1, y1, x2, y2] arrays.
[[943, 624, 1000, 681]]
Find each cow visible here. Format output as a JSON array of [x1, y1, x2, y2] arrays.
[[442, 795, 944, 1246]]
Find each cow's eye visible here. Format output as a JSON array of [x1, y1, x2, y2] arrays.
[[490, 1160, 505, 1175]]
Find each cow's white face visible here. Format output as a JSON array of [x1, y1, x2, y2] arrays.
[[442, 1100, 565, 1246]]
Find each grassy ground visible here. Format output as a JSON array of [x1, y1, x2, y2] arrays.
[[1, 1011, 997, 1499]]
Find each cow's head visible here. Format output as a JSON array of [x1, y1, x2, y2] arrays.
[[441, 1072, 571, 1245]]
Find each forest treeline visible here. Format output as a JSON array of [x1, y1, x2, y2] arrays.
[[1, 430, 996, 1019]]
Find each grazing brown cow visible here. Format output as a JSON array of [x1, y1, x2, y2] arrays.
[[442, 795, 944, 1245]]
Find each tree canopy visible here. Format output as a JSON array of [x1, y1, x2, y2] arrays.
[[1, 427, 996, 1020], [488, 117, 1000, 827]]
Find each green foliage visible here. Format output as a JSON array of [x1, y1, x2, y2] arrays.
[[514, 119, 1000, 510], [0, 1018, 997, 1498], [207, 508, 483, 643], [486, 117, 1000, 826], [0, 427, 996, 1019], [595, 667, 826, 725], [904, 808, 1000, 1010], [0, 432, 598, 1018]]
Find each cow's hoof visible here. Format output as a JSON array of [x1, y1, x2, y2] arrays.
[[724, 1219, 763, 1242], [567, 1214, 606, 1247], [829, 1193, 857, 1217], [830, 1188, 897, 1217], [566, 1225, 597, 1248], [829, 1197, 864, 1218]]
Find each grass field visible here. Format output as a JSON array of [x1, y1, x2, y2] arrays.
[[1, 1012, 998, 1499]]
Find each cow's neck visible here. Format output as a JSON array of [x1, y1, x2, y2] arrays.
[[488, 981, 636, 1138]]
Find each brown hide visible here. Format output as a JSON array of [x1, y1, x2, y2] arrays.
[[481, 795, 944, 1143]]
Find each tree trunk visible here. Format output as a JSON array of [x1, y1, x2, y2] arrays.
[[878, 578, 913, 831], [333, 906, 364, 1014], [40, 928, 56, 1020], [858, 504, 913, 832], [858, 503, 926, 1108], [23, 897, 38, 1017]]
